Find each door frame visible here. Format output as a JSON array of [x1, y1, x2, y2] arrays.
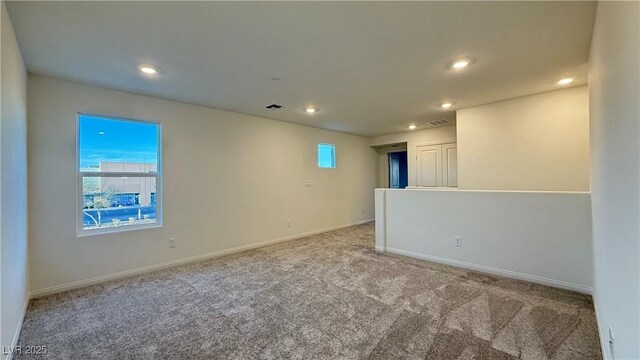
[[378, 146, 407, 188]]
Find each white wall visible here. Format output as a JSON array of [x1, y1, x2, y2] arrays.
[[27, 75, 377, 294], [370, 125, 456, 187], [1, 2, 29, 358], [589, 2, 640, 359], [375, 188, 593, 293], [457, 87, 590, 191]]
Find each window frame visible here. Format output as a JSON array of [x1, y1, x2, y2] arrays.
[[76, 112, 163, 237], [317, 143, 336, 169]]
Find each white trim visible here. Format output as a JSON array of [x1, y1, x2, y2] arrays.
[[383, 187, 590, 195], [30, 219, 374, 298], [374, 189, 387, 252], [76, 113, 163, 237], [79, 172, 158, 177], [383, 246, 593, 294], [592, 291, 609, 360], [5, 297, 29, 360], [76, 223, 163, 238], [413, 139, 457, 147]]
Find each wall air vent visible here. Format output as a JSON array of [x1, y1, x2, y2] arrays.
[[427, 119, 451, 126], [266, 104, 285, 109]]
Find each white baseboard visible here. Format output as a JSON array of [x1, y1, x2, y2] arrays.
[[591, 291, 608, 360], [5, 298, 29, 360], [383, 246, 593, 294], [30, 219, 374, 298]]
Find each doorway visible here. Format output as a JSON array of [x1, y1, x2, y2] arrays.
[[388, 151, 408, 188]]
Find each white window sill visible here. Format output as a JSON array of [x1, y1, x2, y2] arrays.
[[77, 223, 163, 237]]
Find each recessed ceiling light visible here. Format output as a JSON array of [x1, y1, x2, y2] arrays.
[[408, 125, 417, 130], [305, 107, 317, 114], [557, 78, 574, 85], [139, 66, 158, 75], [441, 102, 453, 109], [452, 60, 470, 69]]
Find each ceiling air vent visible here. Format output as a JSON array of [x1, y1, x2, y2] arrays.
[[427, 119, 451, 126], [266, 104, 285, 109]]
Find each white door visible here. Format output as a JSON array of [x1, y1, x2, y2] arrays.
[[415, 143, 457, 187], [416, 145, 441, 187], [442, 143, 458, 187]]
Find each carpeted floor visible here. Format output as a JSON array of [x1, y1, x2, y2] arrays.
[[16, 223, 601, 359]]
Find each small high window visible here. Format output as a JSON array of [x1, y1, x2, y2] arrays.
[[77, 114, 161, 235], [318, 143, 336, 168]]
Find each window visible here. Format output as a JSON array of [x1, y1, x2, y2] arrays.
[[78, 114, 161, 235], [318, 143, 336, 168]]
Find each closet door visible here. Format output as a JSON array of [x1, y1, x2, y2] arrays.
[[416, 145, 441, 187], [442, 143, 458, 187]]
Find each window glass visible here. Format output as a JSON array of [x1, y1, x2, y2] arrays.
[[78, 114, 161, 234], [79, 115, 159, 173], [81, 177, 157, 230], [318, 143, 336, 168]]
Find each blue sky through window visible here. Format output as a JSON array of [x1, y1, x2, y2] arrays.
[[79, 114, 159, 169], [318, 144, 335, 168]]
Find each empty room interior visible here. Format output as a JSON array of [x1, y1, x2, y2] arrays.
[[1, 1, 639, 359]]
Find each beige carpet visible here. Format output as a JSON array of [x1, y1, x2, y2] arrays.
[[16, 223, 601, 359]]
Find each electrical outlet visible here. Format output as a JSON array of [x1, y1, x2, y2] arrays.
[[304, 180, 312, 187], [609, 326, 615, 359], [454, 236, 463, 247], [287, 220, 291, 228], [361, 208, 365, 215], [168, 237, 176, 248]]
